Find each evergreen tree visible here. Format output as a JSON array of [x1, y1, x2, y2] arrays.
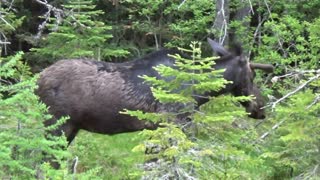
[[1, 0, 320, 178], [0, 52, 101, 179], [0, 52, 67, 178], [30, 0, 128, 63], [125, 42, 260, 179]]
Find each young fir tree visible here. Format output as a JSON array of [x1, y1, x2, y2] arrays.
[[0, 52, 66, 178], [31, 0, 128, 63], [0, 53, 102, 179], [124, 42, 270, 179]]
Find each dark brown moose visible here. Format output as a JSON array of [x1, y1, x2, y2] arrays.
[[36, 38, 274, 145]]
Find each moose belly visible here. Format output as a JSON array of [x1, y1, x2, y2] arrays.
[[77, 111, 155, 135]]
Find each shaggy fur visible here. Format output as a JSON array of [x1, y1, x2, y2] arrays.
[[36, 39, 274, 144]]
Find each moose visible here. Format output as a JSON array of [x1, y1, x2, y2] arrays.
[[36, 38, 274, 145]]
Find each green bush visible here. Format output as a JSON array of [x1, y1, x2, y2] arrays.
[[0, 53, 100, 179]]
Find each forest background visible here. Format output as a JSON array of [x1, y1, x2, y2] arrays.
[[0, 0, 319, 179]]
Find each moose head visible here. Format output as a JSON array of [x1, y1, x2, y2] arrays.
[[207, 38, 274, 119]]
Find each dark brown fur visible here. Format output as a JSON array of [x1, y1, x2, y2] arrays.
[[37, 59, 160, 143], [36, 38, 274, 145]]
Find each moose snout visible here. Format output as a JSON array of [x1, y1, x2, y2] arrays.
[[248, 110, 266, 119], [245, 100, 266, 119]]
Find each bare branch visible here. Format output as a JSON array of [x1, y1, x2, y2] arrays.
[[0, 3, 15, 55], [0, 41, 10, 45], [0, 125, 16, 129], [247, 0, 254, 15], [191, 94, 210, 100], [249, 14, 268, 57], [271, 69, 320, 83], [0, 14, 15, 30], [0, 31, 10, 55], [306, 94, 320, 109], [0, 0, 15, 11], [178, 0, 187, 9], [147, 16, 159, 50], [259, 119, 285, 140], [263, 0, 272, 16], [219, 0, 228, 44], [297, 164, 320, 179], [34, 0, 64, 38], [72, 156, 79, 180], [0, 78, 13, 85], [34, 0, 90, 39], [213, 0, 229, 45], [8, 0, 15, 11], [266, 73, 320, 110]]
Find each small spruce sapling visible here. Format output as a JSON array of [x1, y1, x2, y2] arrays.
[[0, 53, 100, 179], [125, 42, 252, 179]]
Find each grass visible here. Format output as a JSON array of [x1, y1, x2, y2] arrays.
[[68, 130, 145, 179]]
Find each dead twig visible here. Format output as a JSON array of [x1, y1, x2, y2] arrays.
[[306, 94, 320, 109], [34, 0, 64, 38], [259, 119, 285, 140], [178, 0, 188, 9], [266, 73, 320, 110], [72, 156, 78, 180]]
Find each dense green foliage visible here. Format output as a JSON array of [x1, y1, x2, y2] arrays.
[[0, 0, 319, 179], [125, 43, 253, 179], [69, 131, 144, 179], [30, 0, 128, 63], [0, 53, 101, 179]]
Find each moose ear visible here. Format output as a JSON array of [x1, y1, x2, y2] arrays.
[[207, 38, 230, 56]]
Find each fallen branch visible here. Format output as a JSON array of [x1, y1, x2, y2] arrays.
[[306, 94, 320, 109], [259, 119, 285, 140], [266, 73, 320, 110]]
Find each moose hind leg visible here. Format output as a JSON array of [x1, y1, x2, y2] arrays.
[[55, 122, 79, 146], [66, 126, 79, 146]]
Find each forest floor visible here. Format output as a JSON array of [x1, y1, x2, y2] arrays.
[[68, 131, 144, 179]]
